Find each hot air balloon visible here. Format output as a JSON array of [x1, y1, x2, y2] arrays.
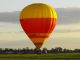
[[20, 3, 58, 49]]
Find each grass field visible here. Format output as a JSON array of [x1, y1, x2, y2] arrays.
[[0, 53, 80, 60]]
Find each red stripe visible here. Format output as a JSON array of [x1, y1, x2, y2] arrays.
[[20, 18, 56, 34]]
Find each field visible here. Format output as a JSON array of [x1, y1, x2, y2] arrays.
[[0, 53, 80, 60]]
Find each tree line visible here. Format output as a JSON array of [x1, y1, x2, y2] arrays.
[[0, 47, 80, 54]]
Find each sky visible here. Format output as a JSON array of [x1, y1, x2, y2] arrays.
[[0, 0, 80, 12], [0, 0, 80, 49]]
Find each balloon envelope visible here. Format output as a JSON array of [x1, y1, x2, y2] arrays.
[[20, 3, 58, 48]]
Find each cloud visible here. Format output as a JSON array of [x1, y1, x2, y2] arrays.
[[0, 8, 80, 24], [56, 8, 80, 24], [0, 12, 19, 23], [0, 39, 35, 49], [55, 23, 80, 33]]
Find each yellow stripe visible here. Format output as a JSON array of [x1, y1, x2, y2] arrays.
[[31, 38, 48, 43], [20, 3, 57, 19]]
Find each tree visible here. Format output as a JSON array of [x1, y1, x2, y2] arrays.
[[42, 48, 48, 54], [55, 47, 63, 53]]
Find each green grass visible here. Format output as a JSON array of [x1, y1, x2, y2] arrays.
[[0, 53, 80, 60]]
